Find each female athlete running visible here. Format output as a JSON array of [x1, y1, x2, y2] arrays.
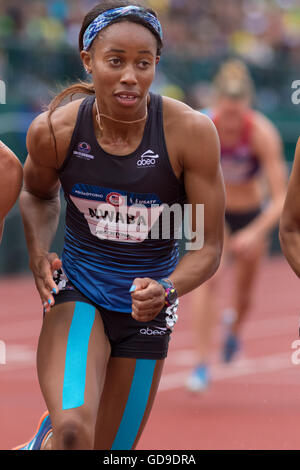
[[186, 60, 287, 392], [0, 141, 22, 243], [280, 139, 300, 276], [16, 1, 225, 450]]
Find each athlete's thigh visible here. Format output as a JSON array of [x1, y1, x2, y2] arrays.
[[94, 357, 165, 450], [37, 301, 111, 428]]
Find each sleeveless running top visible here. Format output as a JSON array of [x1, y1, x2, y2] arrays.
[[202, 108, 260, 185], [59, 93, 186, 313]]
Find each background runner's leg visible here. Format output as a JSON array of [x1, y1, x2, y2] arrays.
[[189, 228, 230, 364], [231, 239, 267, 334]]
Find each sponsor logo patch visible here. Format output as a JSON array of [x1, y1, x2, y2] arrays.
[[137, 150, 160, 168], [106, 192, 125, 207], [73, 142, 95, 160], [78, 142, 91, 153]]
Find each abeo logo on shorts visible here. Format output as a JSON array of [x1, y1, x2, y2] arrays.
[[137, 150, 160, 168], [139, 327, 167, 336]]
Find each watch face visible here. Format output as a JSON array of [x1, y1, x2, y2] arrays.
[[167, 288, 177, 304]]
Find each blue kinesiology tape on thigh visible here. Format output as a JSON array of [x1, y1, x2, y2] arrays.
[[62, 302, 96, 410], [111, 359, 157, 450]]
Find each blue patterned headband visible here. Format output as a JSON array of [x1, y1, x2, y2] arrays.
[[83, 5, 163, 51]]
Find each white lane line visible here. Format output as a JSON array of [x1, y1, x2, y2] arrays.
[[167, 349, 197, 366], [0, 344, 36, 370], [171, 313, 297, 346], [159, 352, 293, 391], [2, 346, 297, 392], [232, 374, 300, 386]]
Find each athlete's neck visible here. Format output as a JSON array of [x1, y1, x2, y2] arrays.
[[94, 95, 149, 142], [93, 98, 149, 151]]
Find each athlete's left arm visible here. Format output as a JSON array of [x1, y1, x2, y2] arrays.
[[248, 113, 288, 237], [167, 111, 226, 296], [0, 142, 23, 242], [130, 112, 225, 322]]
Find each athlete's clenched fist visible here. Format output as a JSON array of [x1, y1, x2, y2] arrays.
[[130, 277, 165, 322]]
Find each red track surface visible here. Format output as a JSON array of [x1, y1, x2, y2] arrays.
[[1, 255, 300, 450]]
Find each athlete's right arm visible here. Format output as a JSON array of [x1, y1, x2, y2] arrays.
[[279, 138, 300, 277], [20, 112, 63, 312]]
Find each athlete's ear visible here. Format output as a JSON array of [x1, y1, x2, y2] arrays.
[[81, 50, 93, 74], [156, 56, 160, 66]]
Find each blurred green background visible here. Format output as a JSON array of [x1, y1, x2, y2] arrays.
[[1, 0, 300, 274]]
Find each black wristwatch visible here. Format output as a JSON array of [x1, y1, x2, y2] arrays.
[[158, 278, 178, 307]]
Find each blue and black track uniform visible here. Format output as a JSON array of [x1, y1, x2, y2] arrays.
[[53, 92, 186, 359], [201, 108, 262, 233]]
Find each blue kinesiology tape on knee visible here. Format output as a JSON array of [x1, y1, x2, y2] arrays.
[[62, 302, 95, 410], [111, 359, 156, 450]]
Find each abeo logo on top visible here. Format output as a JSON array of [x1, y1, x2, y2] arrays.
[[137, 150, 160, 167]]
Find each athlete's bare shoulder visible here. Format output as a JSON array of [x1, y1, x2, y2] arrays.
[[162, 95, 220, 171], [27, 98, 85, 169], [162, 95, 214, 131]]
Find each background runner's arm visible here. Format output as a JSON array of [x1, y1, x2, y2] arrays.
[[279, 138, 300, 277], [168, 113, 225, 297], [247, 113, 287, 237], [0, 143, 23, 241]]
